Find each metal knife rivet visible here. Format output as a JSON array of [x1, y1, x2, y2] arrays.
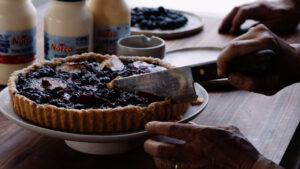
[[200, 69, 205, 75]]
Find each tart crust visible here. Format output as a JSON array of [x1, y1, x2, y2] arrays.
[[8, 53, 189, 133]]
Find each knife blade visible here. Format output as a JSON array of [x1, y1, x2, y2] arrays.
[[113, 49, 276, 103]]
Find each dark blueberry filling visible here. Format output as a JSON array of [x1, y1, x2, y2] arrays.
[[15, 59, 165, 109], [131, 6, 188, 30]]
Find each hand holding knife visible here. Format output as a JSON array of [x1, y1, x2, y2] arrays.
[[113, 50, 276, 103]]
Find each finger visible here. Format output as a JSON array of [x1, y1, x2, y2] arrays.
[[216, 125, 244, 137], [219, 7, 240, 33], [145, 121, 200, 142], [260, 13, 300, 33], [260, 18, 299, 34], [228, 72, 258, 91], [230, 30, 260, 41], [154, 158, 202, 169], [219, 3, 259, 33], [228, 72, 281, 95], [232, 24, 273, 41], [217, 26, 282, 77], [144, 139, 184, 159], [153, 158, 174, 169], [229, 5, 264, 34], [261, 20, 280, 32], [188, 121, 199, 126], [217, 39, 264, 77], [145, 122, 229, 145]]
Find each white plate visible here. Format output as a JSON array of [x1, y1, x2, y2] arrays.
[[131, 10, 204, 39], [0, 83, 208, 154]]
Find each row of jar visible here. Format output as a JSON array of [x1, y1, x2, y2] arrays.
[[0, 0, 130, 85]]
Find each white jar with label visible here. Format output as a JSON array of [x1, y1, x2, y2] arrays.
[[0, 0, 37, 85], [87, 0, 130, 54], [44, 0, 93, 60]]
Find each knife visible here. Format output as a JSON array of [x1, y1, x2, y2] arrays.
[[113, 49, 276, 103]]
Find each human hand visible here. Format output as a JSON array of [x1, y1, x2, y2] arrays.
[[144, 121, 261, 169], [218, 24, 300, 95], [219, 1, 300, 34]]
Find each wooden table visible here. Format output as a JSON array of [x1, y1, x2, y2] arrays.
[[0, 15, 299, 169]]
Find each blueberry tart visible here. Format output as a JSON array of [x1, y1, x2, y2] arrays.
[[8, 53, 190, 133]]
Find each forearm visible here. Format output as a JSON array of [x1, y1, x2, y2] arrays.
[[292, 0, 300, 7], [252, 156, 284, 169], [286, 0, 300, 10], [290, 44, 300, 82], [283, 0, 300, 7], [279, 0, 300, 13]]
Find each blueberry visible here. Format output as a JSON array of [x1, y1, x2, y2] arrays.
[[56, 102, 65, 108], [80, 76, 89, 85], [140, 19, 148, 28], [99, 76, 111, 83], [41, 95, 50, 103], [88, 77, 98, 85], [22, 86, 34, 93], [183, 16, 188, 22], [152, 9, 160, 16], [34, 65, 56, 78], [131, 20, 136, 26], [131, 10, 136, 15], [131, 15, 137, 20], [160, 21, 168, 29], [149, 15, 156, 20], [96, 71, 105, 78], [158, 6, 165, 13], [17, 75, 27, 85], [157, 16, 165, 21], [49, 99, 60, 105], [70, 94, 78, 102], [107, 90, 120, 101], [152, 61, 159, 66], [125, 59, 134, 64], [51, 87, 65, 98], [137, 15, 143, 22], [97, 82, 106, 89], [152, 21, 157, 29], [71, 73, 80, 80], [146, 20, 154, 29]]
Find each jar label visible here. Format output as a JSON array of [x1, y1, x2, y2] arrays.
[[0, 27, 36, 64], [44, 32, 89, 60], [94, 23, 130, 54]]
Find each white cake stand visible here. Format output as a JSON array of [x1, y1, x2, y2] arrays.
[[0, 83, 208, 155]]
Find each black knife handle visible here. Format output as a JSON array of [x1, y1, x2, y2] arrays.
[[191, 49, 276, 82], [191, 60, 219, 82], [229, 49, 275, 76]]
